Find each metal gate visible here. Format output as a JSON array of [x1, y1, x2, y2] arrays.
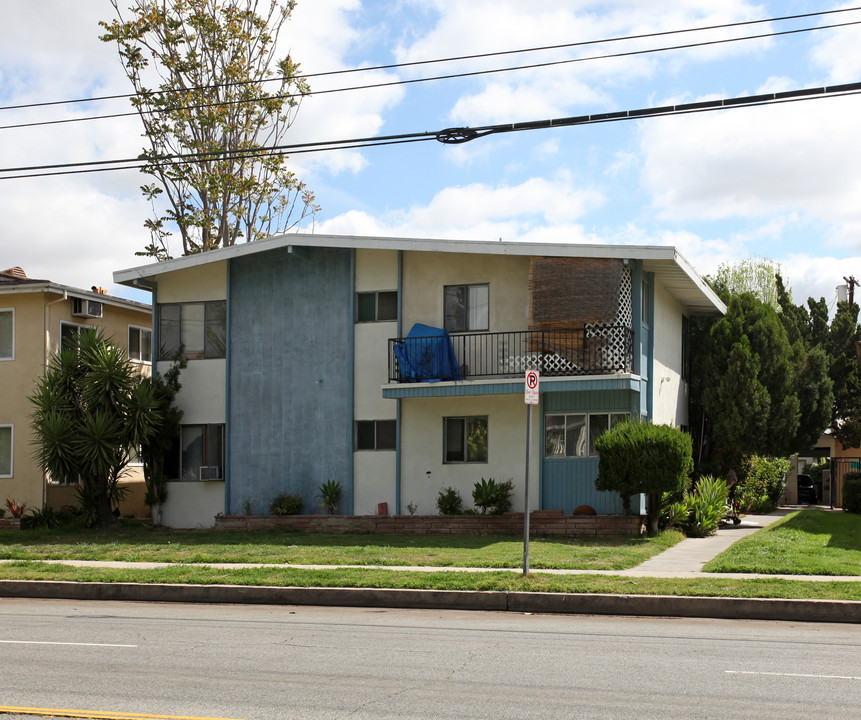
[[827, 458, 861, 508]]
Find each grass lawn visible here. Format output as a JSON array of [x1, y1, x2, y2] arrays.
[[1, 562, 860, 601], [0, 525, 684, 570], [704, 509, 861, 576]]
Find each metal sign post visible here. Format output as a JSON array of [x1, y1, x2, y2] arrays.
[[523, 370, 539, 575]]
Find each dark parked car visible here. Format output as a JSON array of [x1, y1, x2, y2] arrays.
[[797, 474, 817, 504]]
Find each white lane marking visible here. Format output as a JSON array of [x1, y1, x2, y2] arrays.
[[0, 640, 136, 648], [727, 670, 861, 681]]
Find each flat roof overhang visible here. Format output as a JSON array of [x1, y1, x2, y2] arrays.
[[381, 374, 643, 399]]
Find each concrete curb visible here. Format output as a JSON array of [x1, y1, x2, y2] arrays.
[[2, 580, 859, 624]]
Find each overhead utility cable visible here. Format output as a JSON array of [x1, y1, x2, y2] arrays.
[[0, 4, 858, 123], [2, 81, 859, 181]]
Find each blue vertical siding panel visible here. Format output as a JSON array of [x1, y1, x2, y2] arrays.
[[228, 246, 353, 514], [540, 388, 641, 514]]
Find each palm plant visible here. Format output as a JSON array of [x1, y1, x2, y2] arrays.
[[30, 329, 162, 527], [318, 480, 342, 515]]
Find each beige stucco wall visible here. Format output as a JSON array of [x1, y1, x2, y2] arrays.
[[353, 249, 400, 514], [153, 261, 227, 424], [355, 248, 398, 293], [151, 261, 228, 526], [1, 293, 45, 507], [399, 394, 539, 516], [401, 251, 530, 332], [353, 451, 397, 515], [651, 279, 687, 428], [0, 288, 150, 510], [152, 261, 227, 303], [161, 480, 225, 528]]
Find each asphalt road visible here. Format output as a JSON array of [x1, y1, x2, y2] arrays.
[[1, 598, 860, 720]]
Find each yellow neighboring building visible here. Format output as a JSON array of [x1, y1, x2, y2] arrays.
[[0, 267, 152, 513]]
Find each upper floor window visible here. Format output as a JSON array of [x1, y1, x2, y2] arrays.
[[60, 321, 90, 353], [356, 291, 397, 322], [544, 412, 629, 458], [444, 284, 488, 333], [128, 325, 152, 364], [642, 278, 651, 326], [158, 301, 226, 360], [0, 309, 13, 360], [0, 424, 12, 477], [681, 315, 689, 381]]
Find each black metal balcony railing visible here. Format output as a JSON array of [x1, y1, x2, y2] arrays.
[[388, 326, 634, 383]]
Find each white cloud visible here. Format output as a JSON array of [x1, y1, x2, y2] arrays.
[[394, 0, 770, 125], [639, 94, 861, 241], [810, 5, 861, 84], [285, 0, 404, 177], [318, 175, 604, 239]]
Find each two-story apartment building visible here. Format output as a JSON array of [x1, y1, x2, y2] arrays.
[[0, 267, 152, 512], [114, 234, 725, 528]]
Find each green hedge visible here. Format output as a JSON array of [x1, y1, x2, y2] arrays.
[[843, 471, 861, 514]]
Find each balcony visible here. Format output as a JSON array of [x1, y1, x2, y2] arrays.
[[388, 325, 634, 383]]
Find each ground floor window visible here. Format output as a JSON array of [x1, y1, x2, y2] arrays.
[[444, 416, 488, 463], [355, 420, 396, 450], [173, 424, 225, 481], [544, 412, 629, 457], [0, 424, 12, 477]]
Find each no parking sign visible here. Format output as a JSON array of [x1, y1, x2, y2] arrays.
[[525, 370, 539, 404]]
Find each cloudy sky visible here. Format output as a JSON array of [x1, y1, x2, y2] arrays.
[[2, 1, 861, 311]]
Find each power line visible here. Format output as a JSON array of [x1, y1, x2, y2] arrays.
[[2, 81, 859, 181], [0, 6, 859, 131]]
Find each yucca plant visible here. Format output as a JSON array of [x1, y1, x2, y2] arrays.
[[30, 329, 163, 527], [318, 480, 342, 515]]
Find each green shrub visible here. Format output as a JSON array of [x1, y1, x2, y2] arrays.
[[594, 420, 693, 534], [269, 492, 303, 516], [23, 505, 62, 529], [662, 475, 728, 537], [472, 478, 514, 515], [436, 486, 464, 515], [736, 455, 790, 513], [843, 472, 861, 514], [317, 480, 342, 515]]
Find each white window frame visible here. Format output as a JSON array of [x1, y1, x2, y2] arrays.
[[0, 308, 14, 361], [355, 419, 396, 451], [356, 291, 398, 323], [0, 424, 13, 478], [444, 283, 489, 333], [128, 325, 153, 364], [443, 415, 488, 464], [178, 424, 225, 482], [544, 412, 629, 458], [60, 321, 89, 353]]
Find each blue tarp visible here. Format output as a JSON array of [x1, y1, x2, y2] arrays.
[[393, 323, 462, 382]]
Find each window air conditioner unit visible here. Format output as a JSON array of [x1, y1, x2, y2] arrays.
[[72, 298, 103, 319], [199, 465, 222, 481]]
